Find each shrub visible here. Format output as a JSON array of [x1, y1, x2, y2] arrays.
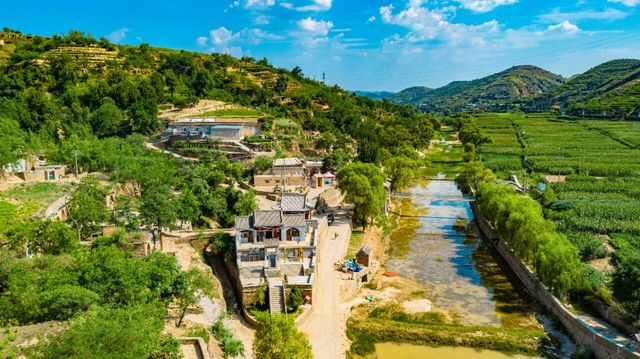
[[287, 286, 304, 312]]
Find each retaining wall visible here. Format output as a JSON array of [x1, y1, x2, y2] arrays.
[[472, 204, 640, 359]]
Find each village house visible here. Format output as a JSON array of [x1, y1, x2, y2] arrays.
[[253, 157, 332, 189], [160, 117, 260, 141], [233, 210, 318, 314], [276, 193, 316, 219], [2, 156, 67, 183]]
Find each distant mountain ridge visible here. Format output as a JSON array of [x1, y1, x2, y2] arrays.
[[528, 59, 640, 118], [389, 65, 564, 112], [389, 60, 640, 118], [353, 90, 395, 101]]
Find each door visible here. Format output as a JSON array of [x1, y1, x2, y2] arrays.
[[269, 254, 277, 268]]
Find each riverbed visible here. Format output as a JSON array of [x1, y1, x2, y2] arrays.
[[386, 180, 534, 327]]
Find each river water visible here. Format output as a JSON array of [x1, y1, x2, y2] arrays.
[[386, 180, 534, 327]]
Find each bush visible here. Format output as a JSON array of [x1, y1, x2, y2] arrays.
[[287, 286, 304, 312], [187, 326, 210, 343], [567, 233, 607, 261]]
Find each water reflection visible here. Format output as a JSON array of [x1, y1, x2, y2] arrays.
[[387, 180, 531, 327]]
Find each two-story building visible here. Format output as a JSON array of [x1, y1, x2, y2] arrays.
[[233, 210, 318, 314]]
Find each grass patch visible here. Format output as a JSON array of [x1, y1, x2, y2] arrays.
[[424, 143, 465, 178], [187, 326, 210, 343], [194, 108, 263, 118], [348, 231, 365, 257], [0, 182, 73, 225], [274, 118, 299, 129], [347, 304, 546, 357]]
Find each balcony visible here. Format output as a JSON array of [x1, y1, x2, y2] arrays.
[[264, 238, 279, 248]]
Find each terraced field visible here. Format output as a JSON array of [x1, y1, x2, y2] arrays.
[[478, 114, 640, 309]]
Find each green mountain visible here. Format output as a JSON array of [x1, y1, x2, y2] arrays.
[[528, 59, 640, 118], [390, 66, 564, 112], [387, 86, 432, 105], [353, 90, 395, 101]]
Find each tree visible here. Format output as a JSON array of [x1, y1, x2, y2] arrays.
[[67, 176, 109, 241], [455, 161, 496, 191], [612, 254, 640, 317], [0, 117, 25, 170], [175, 268, 212, 327], [322, 148, 351, 172], [176, 188, 201, 226], [463, 142, 476, 162], [458, 117, 492, 148], [33, 305, 181, 359], [253, 312, 312, 359], [91, 97, 124, 137], [140, 181, 177, 245], [4, 220, 79, 257], [384, 156, 418, 193], [254, 156, 274, 171], [274, 74, 289, 94], [291, 66, 304, 79], [336, 162, 386, 229], [287, 286, 304, 312], [234, 190, 257, 216]]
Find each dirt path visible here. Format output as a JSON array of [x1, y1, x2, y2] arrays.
[[299, 211, 355, 359]]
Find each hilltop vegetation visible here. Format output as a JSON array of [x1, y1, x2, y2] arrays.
[[390, 60, 640, 119], [389, 66, 563, 112], [528, 59, 640, 118]]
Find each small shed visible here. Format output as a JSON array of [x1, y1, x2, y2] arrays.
[[322, 172, 335, 186], [356, 246, 372, 267]]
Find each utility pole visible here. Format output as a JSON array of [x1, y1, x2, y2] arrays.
[[73, 150, 79, 178], [322, 71, 326, 82]]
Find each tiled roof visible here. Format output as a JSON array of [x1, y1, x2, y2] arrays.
[[254, 210, 283, 227], [283, 213, 305, 227], [278, 194, 310, 212], [235, 216, 251, 229]]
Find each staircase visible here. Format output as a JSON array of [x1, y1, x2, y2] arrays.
[[268, 284, 285, 314]]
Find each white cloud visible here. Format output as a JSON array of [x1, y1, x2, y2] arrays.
[[298, 17, 334, 36], [196, 36, 208, 47], [253, 15, 271, 25], [295, 17, 336, 47], [210, 27, 237, 46], [547, 21, 580, 34], [280, 0, 333, 11], [199, 26, 284, 55], [367, 15, 376, 23], [379, 4, 499, 45], [244, 0, 275, 9], [538, 8, 628, 22], [608, 0, 640, 6], [455, 0, 518, 13], [107, 28, 129, 44]]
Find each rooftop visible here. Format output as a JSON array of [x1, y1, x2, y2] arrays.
[[277, 193, 316, 212], [273, 158, 302, 167], [235, 210, 306, 229]]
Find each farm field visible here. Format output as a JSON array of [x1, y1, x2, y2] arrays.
[[477, 113, 640, 315], [0, 182, 73, 227]]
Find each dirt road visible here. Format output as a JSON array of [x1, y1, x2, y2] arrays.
[[299, 212, 356, 359]]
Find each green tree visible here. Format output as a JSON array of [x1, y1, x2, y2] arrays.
[[322, 148, 351, 172], [140, 181, 177, 245], [32, 305, 181, 359], [254, 156, 274, 171], [234, 190, 257, 216], [67, 176, 109, 241], [291, 66, 304, 79], [336, 162, 386, 229], [384, 156, 418, 193], [455, 161, 496, 191], [274, 74, 289, 94], [612, 254, 640, 317], [5, 220, 79, 257], [253, 312, 312, 359], [176, 188, 201, 226], [287, 286, 304, 312], [175, 268, 212, 327], [0, 117, 26, 170], [91, 97, 124, 137]]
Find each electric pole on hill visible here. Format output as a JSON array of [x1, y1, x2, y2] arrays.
[[322, 71, 326, 82]]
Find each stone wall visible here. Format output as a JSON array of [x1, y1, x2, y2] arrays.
[[472, 204, 640, 359]]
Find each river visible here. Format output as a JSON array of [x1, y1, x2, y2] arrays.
[[386, 179, 535, 327]]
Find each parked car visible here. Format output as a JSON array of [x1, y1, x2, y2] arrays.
[[327, 212, 335, 226]]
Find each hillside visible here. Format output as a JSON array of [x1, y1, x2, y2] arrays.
[[353, 90, 395, 101], [387, 86, 432, 105], [390, 66, 564, 112], [527, 59, 640, 118], [0, 29, 437, 168]]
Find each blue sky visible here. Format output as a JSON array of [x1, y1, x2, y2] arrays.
[[2, 0, 640, 91]]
